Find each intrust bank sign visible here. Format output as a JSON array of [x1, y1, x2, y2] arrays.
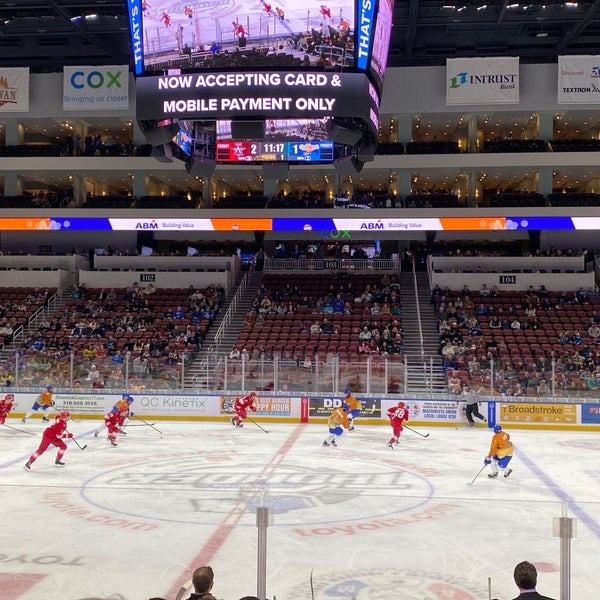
[[446, 56, 519, 105]]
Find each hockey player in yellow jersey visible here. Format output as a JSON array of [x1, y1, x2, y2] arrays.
[[322, 403, 350, 447], [484, 424, 514, 478], [343, 389, 362, 431]]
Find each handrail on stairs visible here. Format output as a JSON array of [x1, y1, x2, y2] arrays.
[[411, 257, 425, 364], [210, 271, 251, 354]]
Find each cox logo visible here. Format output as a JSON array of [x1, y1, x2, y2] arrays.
[[70, 70, 123, 90]]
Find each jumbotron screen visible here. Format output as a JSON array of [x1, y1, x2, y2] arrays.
[[129, 1, 394, 149], [130, 1, 365, 75]]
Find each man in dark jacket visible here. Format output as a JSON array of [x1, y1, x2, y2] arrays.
[[512, 561, 556, 600]]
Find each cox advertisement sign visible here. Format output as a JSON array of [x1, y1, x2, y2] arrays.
[[63, 66, 129, 110]]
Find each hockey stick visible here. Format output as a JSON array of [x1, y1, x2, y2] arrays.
[[134, 415, 164, 436], [0, 422, 36, 436], [245, 416, 269, 433], [310, 569, 315, 600], [467, 464, 487, 486], [403, 424, 430, 438], [70, 435, 87, 450], [119, 422, 155, 427]]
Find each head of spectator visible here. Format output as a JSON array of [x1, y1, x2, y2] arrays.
[[513, 560, 548, 596], [192, 565, 215, 595]]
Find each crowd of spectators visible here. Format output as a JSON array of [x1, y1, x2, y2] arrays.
[[433, 279, 600, 397], [237, 273, 404, 361], [63, 132, 136, 157], [4, 282, 224, 390]]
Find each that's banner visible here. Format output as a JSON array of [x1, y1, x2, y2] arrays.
[[446, 57, 519, 105]]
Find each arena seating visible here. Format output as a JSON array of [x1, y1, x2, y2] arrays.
[[436, 287, 600, 396], [234, 273, 404, 361]]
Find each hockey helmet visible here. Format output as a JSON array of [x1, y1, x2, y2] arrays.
[[397, 401, 405, 408], [341, 403, 350, 412], [493, 425, 502, 433], [126, 395, 134, 403], [5, 393, 14, 400], [58, 411, 71, 421], [344, 388, 351, 395], [46, 385, 54, 391], [250, 391, 257, 397]]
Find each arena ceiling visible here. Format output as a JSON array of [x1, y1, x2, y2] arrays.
[[1, 0, 600, 70], [3, 1, 600, 195]]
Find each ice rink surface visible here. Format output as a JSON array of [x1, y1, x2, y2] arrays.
[[1, 417, 599, 600]]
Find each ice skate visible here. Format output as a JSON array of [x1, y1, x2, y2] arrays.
[[231, 417, 236, 426], [330, 439, 337, 447], [322, 441, 329, 447], [42, 416, 50, 422], [21, 418, 26, 423], [348, 425, 355, 432], [504, 469, 512, 478], [110, 439, 118, 447], [55, 459, 66, 466], [94, 430, 100, 437], [23, 462, 31, 470], [488, 472, 498, 478], [387, 442, 394, 450], [236, 422, 243, 428]]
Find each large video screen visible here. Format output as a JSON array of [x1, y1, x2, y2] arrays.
[[370, 0, 393, 91], [129, 0, 357, 75], [216, 118, 333, 163]]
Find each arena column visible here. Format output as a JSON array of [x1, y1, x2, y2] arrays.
[[3, 173, 23, 196]]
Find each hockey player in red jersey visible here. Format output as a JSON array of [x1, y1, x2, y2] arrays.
[[94, 394, 134, 437], [24, 411, 73, 470], [104, 409, 124, 447], [0, 393, 14, 424], [387, 400, 409, 449], [232, 391, 257, 427], [320, 5, 332, 20]]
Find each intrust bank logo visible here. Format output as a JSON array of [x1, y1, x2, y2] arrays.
[[449, 70, 517, 89]]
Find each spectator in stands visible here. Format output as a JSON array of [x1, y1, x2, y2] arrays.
[[358, 326, 372, 342], [447, 370, 462, 394], [358, 340, 371, 353], [587, 322, 600, 342], [332, 293, 345, 314], [489, 315, 502, 329], [172, 305, 186, 319]]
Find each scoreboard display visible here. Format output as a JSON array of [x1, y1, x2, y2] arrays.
[[216, 140, 334, 163], [129, 0, 394, 165]]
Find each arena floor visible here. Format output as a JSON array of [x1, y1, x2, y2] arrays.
[[0, 418, 598, 600]]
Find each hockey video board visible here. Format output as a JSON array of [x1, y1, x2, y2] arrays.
[[216, 140, 334, 163], [128, 0, 395, 97]]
